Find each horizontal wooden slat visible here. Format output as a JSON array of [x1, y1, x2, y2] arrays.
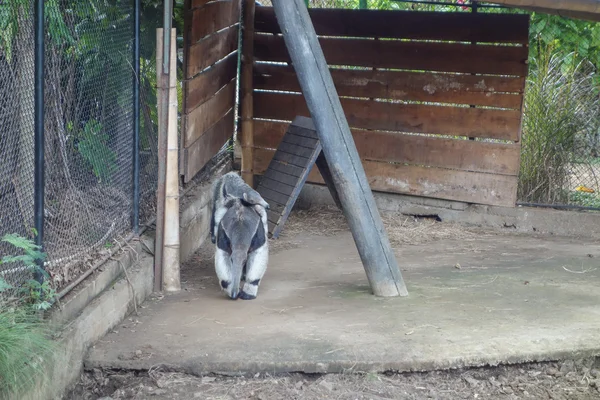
[[254, 92, 521, 141], [184, 80, 235, 145], [276, 141, 318, 159], [184, 52, 238, 112], [187, 25, 239, 79], [281, 133, 319, 149], [272, 150, 311, 169], [254, 149, 518, 207], [254, 35, 528, 76], [254, 64, 524, 109], [183, 110, 234, 182], [255, 7, 529, 44], [188, 0, 241, 44], [259, 176, 295, 197], [263, 167, 304, 187], [257, 186, 291, 207], [257, 155, 305, 178], [253, 121, 520, 176]]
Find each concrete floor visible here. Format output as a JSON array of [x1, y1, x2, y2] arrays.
[[86, 229, 600, 375]]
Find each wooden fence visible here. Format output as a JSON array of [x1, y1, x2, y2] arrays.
[[181, 0, 241, 183], [246, 7, 529, 207]]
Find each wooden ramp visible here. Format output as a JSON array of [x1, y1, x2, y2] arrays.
[[256, 116, 340, 239]]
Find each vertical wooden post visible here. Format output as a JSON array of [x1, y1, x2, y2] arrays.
[[155, 27, 180, 292], [155, 29, 166, 292], [271, 0, 408, 297], [240, 0, 256, 186], [163, 27, 181, 292]]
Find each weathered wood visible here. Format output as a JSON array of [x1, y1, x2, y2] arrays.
[[254, 92, 522, 141], [189, 0, 212, 9], [315, 152, 342, 209], [184, 79, 235, 145], [271, 0, 408, 297], [254, 121, 521, 176], [184, 51, 238, 113], [255, 7, 530, 44], [272, 150, 311, 168], [254, 148, 518, 207], [240, 0, 255, 185], [256, 116, 324, 239], [254, 64, 524, 109], [183, 110, 234, 182], [254, 34, 529, 76], [263, 167, 303, 187], [259, 176, 295, 196], [186, 25, 239, 78], [188, 0, 241, 44]]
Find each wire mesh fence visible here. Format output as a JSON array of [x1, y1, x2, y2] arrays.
[[0, 1, 37, 295], [0, 1, 160, 301]]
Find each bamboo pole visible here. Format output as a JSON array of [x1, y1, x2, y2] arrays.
[[240, 0, 256, 186], [162, 27, 181, 292], [154, 29, 167, 292]]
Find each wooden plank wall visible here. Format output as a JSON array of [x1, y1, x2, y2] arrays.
[[181, 0, 241, 183], [250, 7, 529, 207]]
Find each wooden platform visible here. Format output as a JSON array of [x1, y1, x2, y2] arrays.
[[256, 116, 340, 239]]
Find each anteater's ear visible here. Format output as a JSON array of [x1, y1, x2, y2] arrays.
[[241, 192, 252, 207]]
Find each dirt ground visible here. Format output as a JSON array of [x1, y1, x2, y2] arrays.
[[69, 359, 600, 400], [69, 206, 600, 400]]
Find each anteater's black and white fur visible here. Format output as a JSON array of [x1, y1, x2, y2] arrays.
[[215, 195, 269, 300], [210, 172, 270, 245]]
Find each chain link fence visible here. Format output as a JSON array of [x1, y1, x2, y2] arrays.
[[257, 0, 600, 210], [0, 2, 37, 294], [0, 1, 160, 300]]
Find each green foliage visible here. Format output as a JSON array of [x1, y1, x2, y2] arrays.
[[519, 53, 600, 204], [569, 191, 600, 208], [530, 13, 600, 75], [76, 119, 117, 183], [0, 234, 55, 310], [1, 234, 45, 268], [0, 235, 56, 397], [0, 305, 56, 398]]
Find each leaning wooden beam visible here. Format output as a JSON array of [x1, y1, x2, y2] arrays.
[[271, 0, 408, 297]]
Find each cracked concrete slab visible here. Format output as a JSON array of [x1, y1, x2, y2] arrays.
[[85, 231, 600, 375]]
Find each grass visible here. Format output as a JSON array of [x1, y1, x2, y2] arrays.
[[519, 52, 600, 205], [0, 306, 56, 398], [0, 234, 57, 397], [569, 191, 600, 208]]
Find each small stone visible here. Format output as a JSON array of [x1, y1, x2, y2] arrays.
[[523, 391, 530, 397], [498, 375, 508, 384], [502, 387, 514, 395], [590, 380, 600, 389], [201, 376, 216, 384], [463, 376, 478, 388], [193, 393, 203, 398], [319, 379, 333, 391], [488, 377, 501, 388], [295, 380, 305, 390], [135, 350, 142, 357], [254, 372, 260, 378], [546, 367, 561, 377], [560, 360, 576, 374], [591, 369, 600, 379]]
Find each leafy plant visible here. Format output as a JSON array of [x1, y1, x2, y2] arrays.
[[76, 119, 118, 183], [0, 234, 54, 310]]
